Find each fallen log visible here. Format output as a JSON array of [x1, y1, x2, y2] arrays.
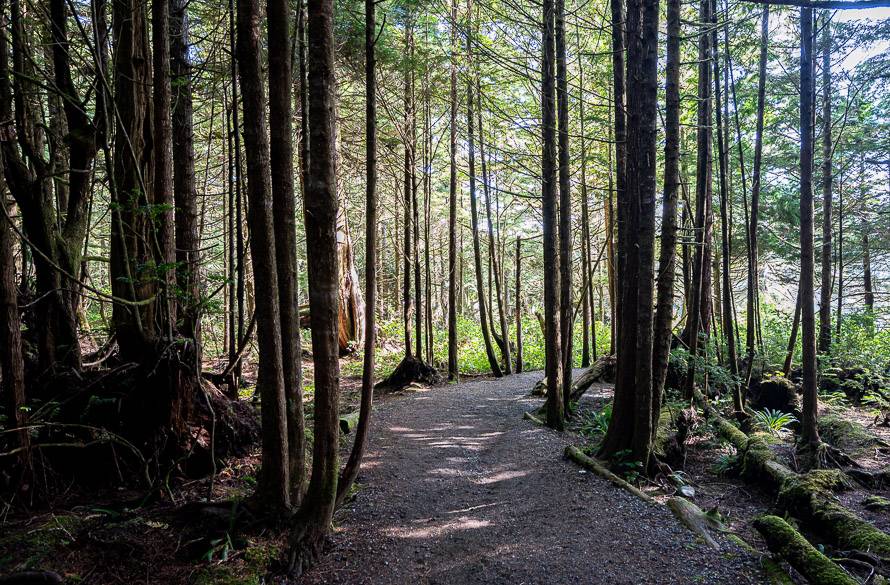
[[753, 515, 857, 585], [666, 496, 722, 550], [694, 388, 890, 561], [564, 445, 657, 504]]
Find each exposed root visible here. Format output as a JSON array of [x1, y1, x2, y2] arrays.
[[375, 356, 441, 393]]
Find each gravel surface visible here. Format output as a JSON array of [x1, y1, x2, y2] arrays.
[[301, 371, 768, 584]]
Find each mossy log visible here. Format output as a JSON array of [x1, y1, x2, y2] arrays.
[[724, 533, 793, 585], [339, 411, 361, 434], [523, 411, 545, 425], [564, 445, 657, 504], [753, 515, 857, 585], [666, 496, 722, 550], [695, 388, 890, 560]]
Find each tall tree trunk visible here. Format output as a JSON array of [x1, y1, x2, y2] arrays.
[[836, 178, 843, 335], [467, 0, 502, 378], [290, 0, 341, 567], [515, 238, 524, 373], [712, 0, 741, 412], [783, 287, 802, 376], [579, 44, 592, 368], [747, 5, 768, 379], [235, 0, 291, 511], [609, 0, 625, 356], [818, 16, 832, 353], [863, 231, 874, 314], [336, 0, 376, 507], [798, 7, 820, 449], [152, 0, 176, 329], [601, 0, 660, 466], [542, 0, 563, 428], [556, 0, 572, 405], [0, 189, 29, 473], [268, 0, 305, 503], [477, 79, 512, 374], [447, 0, 459, 380], [652, 0, 680, 427], [170, 0, 201, 345], [402, 23, 414, 360], [2, 0, 84, 371], [111, 0, 160, 358], [683, 0, 712, 400]]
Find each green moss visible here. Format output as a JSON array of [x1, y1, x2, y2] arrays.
[[753, 515, 856, 585], [778, 471, 890, 557], [864, 495, 890, 512], [193, 544, 279, 585], [819, 410, 886, 457], [0, 514, 83, 572]]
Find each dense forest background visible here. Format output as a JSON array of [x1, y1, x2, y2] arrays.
[[2, 0, 890, 580]]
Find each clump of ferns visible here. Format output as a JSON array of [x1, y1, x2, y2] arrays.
[[752, 408, 798, 436]]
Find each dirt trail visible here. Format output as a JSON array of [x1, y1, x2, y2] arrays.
[[302, 371, 767, 584]]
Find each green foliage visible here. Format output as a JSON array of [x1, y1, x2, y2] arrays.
[[579, 402, 612, 439], [752, 409, 798, 435]]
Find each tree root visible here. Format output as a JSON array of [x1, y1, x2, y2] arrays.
[[753, 515, 858, 585], [375, 356, 441, 393]]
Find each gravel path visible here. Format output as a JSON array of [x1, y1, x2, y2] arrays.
[[301, 371, 768, 584]]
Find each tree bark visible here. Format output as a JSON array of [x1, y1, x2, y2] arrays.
[[0, 189, 29, 470], [653, 0, 681, 427], [542, 0, 563, 428], [467, 0, 502, 378], [152, 0, 176, 328], [403, 23, 414, 360], [747, 5, 769, 376], [798, 6, 820, 449], [289, 0, 341, 569], [336, 0, 376, 508], [818, 16, 833, 353], [556, 0, 572, 405], [477, 79, 512, 374], [712, 0, 741, 412], [111, 0, 161, 358], [447, 0, 459, 380], [268, 0, 305, 502], [683, 0, 713, 400], [235, 0, 291, 510], [170, 0, 201, 345], [515, 238, 524, 373]]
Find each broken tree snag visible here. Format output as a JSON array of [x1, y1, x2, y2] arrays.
[[375, 355, 441, 393], [564, 445, 657, 504], [695, 388, 890, 559], [337, 223, 365, 353], [666, 496, 722, 550], [753, 515, 857, 585]]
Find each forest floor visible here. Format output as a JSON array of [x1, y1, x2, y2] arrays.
[[0, 369, 778, 584], [299, 370, 767, 584]]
